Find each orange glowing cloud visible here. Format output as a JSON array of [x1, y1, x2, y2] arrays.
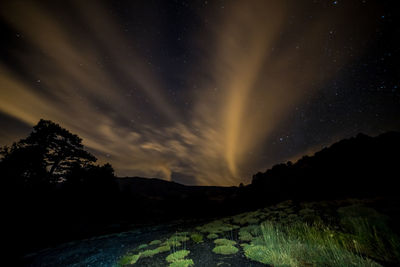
[[0, 0, 376, 185]]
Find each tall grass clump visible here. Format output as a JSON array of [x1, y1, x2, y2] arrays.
[[244, 222, 299, 266], [338, 204, 400, 264], [244, 221, 381, 267], [343, 216, 400, 263], [288, 222, 381, 266]]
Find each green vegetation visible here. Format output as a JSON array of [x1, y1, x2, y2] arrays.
[[241, 225, 261, 236], [338, 206, 400, 263], [116, 200, 400, 267], [244, 244, 296, 266], [214, 238, 236, 246], [232, 211, 261, 225], [196, 220, 239, 234], [149, 239, 162, 245], [169, 259, 194, 267], [239, 230, 253, 241], [140, 249, 160, 258], [163, 233, 190, 251], [168, 233, 190, 243], [157, 245, 171, 253], [243, 221, 382, 266], [166, 250, 190, 263], [117, 253, 141, 266], [166, 250, 194, 267], [190, 233, 203, 243], [212, 245, 238, 255], [176, 232, 190, 236], [137, 244, 148, 250], [207, 233, 218, 239], [163, 239, 181, 247], [239, 225, 260, 241]]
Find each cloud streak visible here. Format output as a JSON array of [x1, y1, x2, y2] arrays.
[[0, 0, 376, 185]]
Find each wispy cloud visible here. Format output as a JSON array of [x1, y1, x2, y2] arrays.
[[0, 0, 375, 185]]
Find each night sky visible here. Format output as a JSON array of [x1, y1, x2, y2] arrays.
[[0, 0, 399, 186]]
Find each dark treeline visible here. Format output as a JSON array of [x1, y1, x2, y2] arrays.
[[2, 119, 400, 260], [247, 131, 400, 205]]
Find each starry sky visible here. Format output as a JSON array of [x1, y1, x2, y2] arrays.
[[0, 0, 399, 186]]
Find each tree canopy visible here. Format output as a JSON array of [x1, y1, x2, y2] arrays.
[[0, 119, 100, 185]]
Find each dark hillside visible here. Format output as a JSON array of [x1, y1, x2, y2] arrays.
[[116, 177, 240, 224], [249, 132, 400, 205]]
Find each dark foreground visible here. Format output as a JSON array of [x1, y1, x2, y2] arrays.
[[3, 122, 400, 265], [24, 197, 400, 267]]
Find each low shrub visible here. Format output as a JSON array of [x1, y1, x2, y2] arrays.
[[190, 233, 203, 243], [141, 249, 159, 258], [117, 253, 141, 266], [166, 250, 190, 263], [169, 259, 194, 267], [212, 245, 238, 255], [157, 245, 171, 253]]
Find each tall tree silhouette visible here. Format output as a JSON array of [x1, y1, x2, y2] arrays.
[[0, 119, 96, 185]]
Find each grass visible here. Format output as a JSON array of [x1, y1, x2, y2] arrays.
[[239, 225, 260, 242], [238, 230, 253, 241], [149, 239, 162, 245], [140, 249, 160, 258], [166, 249, 190, 263], [232, 211, 261, 225], [163, 240, 182, 247], [165, 232, 190, 252], [137, 244, 148, 250], [342, 216, 400, 263], [196, 220, 239, 234], [241, 225, 261, 236], [157, 244, 171, 253], [166, 250, 194, 267], [168, 234, 190, 243], [116, 200, 400, 267], [243, 221, 382, 266], [117, 253, 141, 266], [212, 245, 238, 255], [190, 233, 203, 243], [244, 244, 297, 266], [207, 233, 218, 239], [169, 259, 194, 267]]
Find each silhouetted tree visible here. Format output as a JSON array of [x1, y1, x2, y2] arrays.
[[0, 119, 96, 185], [1, 119, 122, 257], [0, 142, 48, 188]]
